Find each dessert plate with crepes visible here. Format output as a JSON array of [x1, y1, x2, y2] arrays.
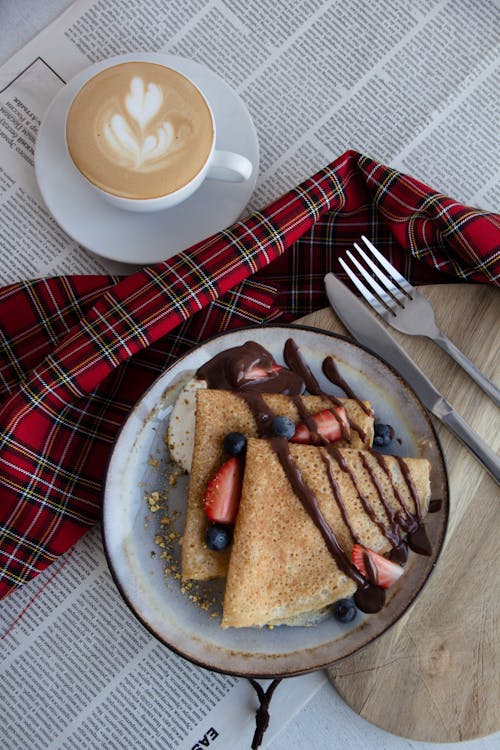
[[102, 326, 448, 677]]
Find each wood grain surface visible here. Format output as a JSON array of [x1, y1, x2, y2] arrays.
[[297, 284, 500, 743]]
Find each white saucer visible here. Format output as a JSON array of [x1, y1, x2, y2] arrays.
[[35, 54, 259, 265]]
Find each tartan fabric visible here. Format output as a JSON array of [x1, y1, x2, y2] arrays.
[[0, 150, 498, 599]]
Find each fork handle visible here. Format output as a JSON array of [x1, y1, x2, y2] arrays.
[[435, 332, 500, 407]]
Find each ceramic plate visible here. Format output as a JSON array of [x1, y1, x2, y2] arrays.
[[102, 326, 448, 677], [35, 53, 259, 264]]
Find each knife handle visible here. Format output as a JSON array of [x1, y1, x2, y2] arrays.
[[440, 409, 500, 484]]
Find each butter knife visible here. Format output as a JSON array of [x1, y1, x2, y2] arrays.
[[324, 273, 500, 484]]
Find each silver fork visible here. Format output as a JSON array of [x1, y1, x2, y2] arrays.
[[339, 236, 500, 407]]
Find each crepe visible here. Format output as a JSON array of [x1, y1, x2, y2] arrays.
[[181, 389, 374, 581], [221, 439, 430, 629]]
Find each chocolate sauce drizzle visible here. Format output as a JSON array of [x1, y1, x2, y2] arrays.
[[329, 446, 401, 548], [270, 436, 384, 612], [320, 451, 360, 544], [197, 337, 435, 614], [283, 338, 367, 443], [197, 340, 304, 395], [322, 355, 373, 416], [239, 391, 276, 437], [429, 499, 442, 513]]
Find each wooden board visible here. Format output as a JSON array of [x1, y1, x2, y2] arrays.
[[297, 284, 500, 743]]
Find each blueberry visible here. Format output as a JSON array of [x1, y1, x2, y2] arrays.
[[272, 415, 296, 439], [373, 423, 394, 447], [223, 431, 246, 456], [333, 598, 357, 623], [205, 524, 232, 551]]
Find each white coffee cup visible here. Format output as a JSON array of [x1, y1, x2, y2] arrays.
[[65, 58, 253, 213]]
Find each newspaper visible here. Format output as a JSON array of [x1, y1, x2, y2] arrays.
[[0, 528, 327, 749], [1, 0, 499, 286], [0, 0, 499, 748]]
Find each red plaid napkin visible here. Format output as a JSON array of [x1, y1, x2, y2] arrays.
[[0, 150, 498, 599]]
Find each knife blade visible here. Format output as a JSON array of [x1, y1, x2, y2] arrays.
[[324, 273, 499, 484]]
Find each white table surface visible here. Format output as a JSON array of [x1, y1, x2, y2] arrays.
[[0, 2, 498, 749]]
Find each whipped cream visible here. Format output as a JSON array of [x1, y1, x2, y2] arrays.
[[167, 376, 207, 472]]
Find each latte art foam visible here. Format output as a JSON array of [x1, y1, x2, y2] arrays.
[[66, 63, 214, 200], [101, 77, 178, 171]]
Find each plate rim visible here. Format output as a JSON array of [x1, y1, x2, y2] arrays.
[[101, 323, 449, 678]]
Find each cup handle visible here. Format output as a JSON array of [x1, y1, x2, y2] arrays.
[[207, 150, 253, 182]]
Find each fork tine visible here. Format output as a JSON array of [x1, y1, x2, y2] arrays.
[[338, 257, 392, 318], [360, 236, 414, 297], [345, 249, 398, 314], [352, 242, 406, 307]]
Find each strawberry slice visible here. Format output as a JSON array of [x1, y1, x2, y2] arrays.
[[203, 457, 243, 525], [351, 544, 404, 589], [242, 363, 282, 381], [290, 407, 349, 444]]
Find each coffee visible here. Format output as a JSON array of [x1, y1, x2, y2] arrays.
[[66, 62, 214, 200]]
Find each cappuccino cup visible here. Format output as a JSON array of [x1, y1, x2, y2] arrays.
[[65, 60, 253, 212]]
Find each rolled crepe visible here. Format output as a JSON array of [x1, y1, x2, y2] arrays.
[[181, 389, 374, 581], [222, 439, 430, 629]]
